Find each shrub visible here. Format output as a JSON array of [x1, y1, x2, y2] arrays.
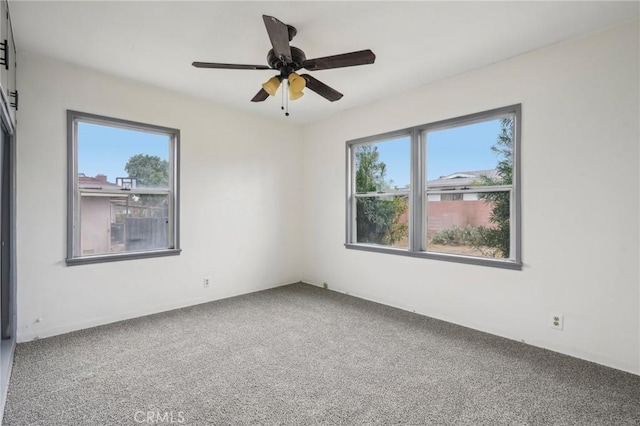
[[430, 225, 483, 246]]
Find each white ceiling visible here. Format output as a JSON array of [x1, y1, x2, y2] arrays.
[[9, 1, 639, 124]]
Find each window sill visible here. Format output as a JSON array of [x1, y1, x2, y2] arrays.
[[344, 243, 522, 270], [66, 248, 182, 266]]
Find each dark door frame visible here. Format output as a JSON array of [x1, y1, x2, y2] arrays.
[[1, 122, 11, 340]]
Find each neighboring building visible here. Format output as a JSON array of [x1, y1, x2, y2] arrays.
[[426, 170, 497, 237], [427, 169, 498, 201], [78, 174, 127, 256], [78, 173, 121, 190], [78, 174, 168, 255]]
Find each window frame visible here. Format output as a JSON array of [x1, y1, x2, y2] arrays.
[[348, 130, 412, 249], [67, 110, 181, 265], [346, 104, 521, 270]]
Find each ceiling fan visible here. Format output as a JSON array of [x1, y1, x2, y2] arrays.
[[192, 15, 376, 110]]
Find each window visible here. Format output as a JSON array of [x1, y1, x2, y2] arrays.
[[440, 193, 463, 202], [67, 111, 180, 264], [346, 105, 521, 269], [352, 135, 411, 249]]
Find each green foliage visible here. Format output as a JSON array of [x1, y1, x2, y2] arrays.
[[125, 154, 169, 187], [429, 225, 505, 258], [430, 225, 483, 246], [355, 145, 390, 192], [124, 154, 169, 218], [475, 117, 514, 258], [355, 145, 407, 245]]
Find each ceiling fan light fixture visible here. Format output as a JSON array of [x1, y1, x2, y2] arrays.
[[288, 72, 306, 100], [262, 76, 281, 96], [289, 90, 304, 101]]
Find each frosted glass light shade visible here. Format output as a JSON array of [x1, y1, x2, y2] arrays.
[[262, 76, 281, 96], [288, 73, 306, 100]]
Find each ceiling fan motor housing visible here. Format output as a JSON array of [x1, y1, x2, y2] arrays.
[[267, 46, 307, 75]]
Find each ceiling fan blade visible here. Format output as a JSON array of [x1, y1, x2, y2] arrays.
[[303, 49, 376, 71], [251, 88, 270, 102], [300, 74, 343, 102], [192, 62, 271, 70], [262, 15, 292, 63]]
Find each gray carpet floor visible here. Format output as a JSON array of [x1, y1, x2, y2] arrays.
[[3, 283, 640, 425]]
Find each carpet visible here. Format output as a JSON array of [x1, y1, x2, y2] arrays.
[[3, 283, 639, 425]]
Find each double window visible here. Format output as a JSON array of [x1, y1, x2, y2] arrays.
[[346, 105, 521, 269], [67, 111, 180, 264]]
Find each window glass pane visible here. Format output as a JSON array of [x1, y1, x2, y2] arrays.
[[356, 195, 409, 249], [78, 122, 171, 190], [354, 136, 410, 192], [79, 193, 169, 256], [426, 190, 510, 259], [425, 116, 513, 186], [425, 115, 514, 260]]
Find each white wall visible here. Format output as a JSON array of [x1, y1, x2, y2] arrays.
[[302, 21, 640, 374], [14, 21, 640, 375], [16, 53, 303, 341]]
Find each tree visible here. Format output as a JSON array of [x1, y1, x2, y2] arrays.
[[124, 154, 169, 187], [123, 154, 169, 219], [475, 117, 513, 258], [355, 145, 408, 245]]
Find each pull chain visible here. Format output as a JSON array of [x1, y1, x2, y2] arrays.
[[285, 80, 290, 117], [278, 78, 291, 117], [280, 79, 285, 112]]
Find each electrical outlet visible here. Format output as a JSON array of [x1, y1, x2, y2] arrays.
[[203, 277, 210, 288], [550, 313, 563, 330]]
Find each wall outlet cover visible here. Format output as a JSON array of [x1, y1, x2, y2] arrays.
[[551, 313, 564, 330]]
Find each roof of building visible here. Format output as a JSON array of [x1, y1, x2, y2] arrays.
[[78, 173, 122, 190], [427, 169, 499, 189]]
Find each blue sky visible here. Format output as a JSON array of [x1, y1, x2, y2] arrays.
[[371, 118, 503, 187], [79, 117, 503, 188], [78, 122, 170, 183]]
